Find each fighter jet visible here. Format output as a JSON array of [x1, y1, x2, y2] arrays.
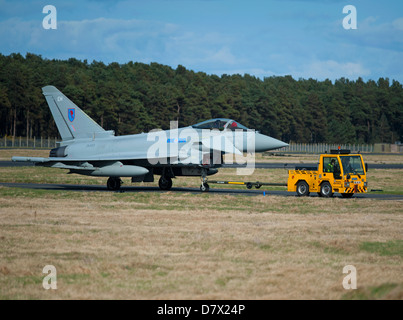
[[12, 86, 288, 191]]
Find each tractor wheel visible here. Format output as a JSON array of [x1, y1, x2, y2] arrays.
[[320, 181, 333, 198], [296, 181, 309, 197]]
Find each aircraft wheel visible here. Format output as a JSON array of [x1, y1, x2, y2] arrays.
[[320, 181, 333, 198], [200, 182, 210, 192], [158, 176, 172, 190], [107, 177, 121, 191], [296, 181, 309, 197]]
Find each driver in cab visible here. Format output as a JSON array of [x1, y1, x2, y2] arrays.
[[327, 159, 341, 178], [326, 159, 336, 172]]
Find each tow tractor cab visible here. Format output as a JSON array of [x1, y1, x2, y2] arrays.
[[287, 149, 368, 198]]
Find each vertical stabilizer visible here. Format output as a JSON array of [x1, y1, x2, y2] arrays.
[[42, 85, 112, 141]]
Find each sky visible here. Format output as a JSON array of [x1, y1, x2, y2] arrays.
[[0, 0, 402, 82]]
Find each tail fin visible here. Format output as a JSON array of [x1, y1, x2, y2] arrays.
[[42, 85, 114, 141]]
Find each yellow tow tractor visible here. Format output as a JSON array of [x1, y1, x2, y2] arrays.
[[287, 149, 368, 198]]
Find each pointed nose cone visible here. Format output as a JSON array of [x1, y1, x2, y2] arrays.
[[255, 133, 288, 152]]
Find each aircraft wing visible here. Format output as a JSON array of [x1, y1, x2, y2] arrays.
[[12, 156, 98, 170], [11, 150, 170, 163], [197, 136, 243, 156], [12, 156, 150, 177]]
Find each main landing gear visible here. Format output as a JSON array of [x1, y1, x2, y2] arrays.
[[158, 168, 174, 191], [158, 176, 173, 190], [106, 168, 213, 192], [107, 177, 122, 191]]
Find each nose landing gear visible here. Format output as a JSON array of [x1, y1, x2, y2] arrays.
[[200, 168, 209, 192]]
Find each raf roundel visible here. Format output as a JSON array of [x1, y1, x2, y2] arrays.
[[68, 108, 75, 122]]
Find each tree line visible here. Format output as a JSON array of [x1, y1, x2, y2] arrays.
[[0, 52, 402, 144]]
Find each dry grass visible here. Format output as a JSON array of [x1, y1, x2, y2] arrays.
[[0, 149, 50, 161], [367, 169, 403, 194], [0, 149, 402, 300], [0, 188, 402, 300]]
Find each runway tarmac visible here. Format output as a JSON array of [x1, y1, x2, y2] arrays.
[[1, 160, 402, 200], [1, 182, 402, 200], [1, 160, 403, 169]]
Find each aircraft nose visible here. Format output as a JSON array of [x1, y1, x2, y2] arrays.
[[254, 133, 288, 152]]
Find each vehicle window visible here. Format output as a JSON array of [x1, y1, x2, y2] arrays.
[[323, 157, 339, 173], [340, 156, 364, 175]]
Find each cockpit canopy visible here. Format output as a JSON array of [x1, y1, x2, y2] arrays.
[[192, 118, 249, 131]]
